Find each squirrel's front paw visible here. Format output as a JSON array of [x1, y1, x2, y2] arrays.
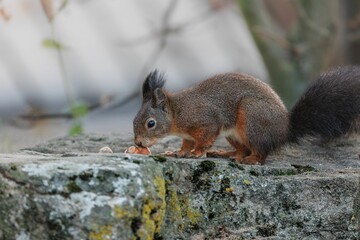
[[184, 150, 205, 158], [164, 150, 187, 158], [164, 150, 204, 158]]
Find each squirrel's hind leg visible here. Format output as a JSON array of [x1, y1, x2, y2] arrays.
[[239, 153, 267, 165], [234, 104, 270, 165], [227, 136, 267, 165]]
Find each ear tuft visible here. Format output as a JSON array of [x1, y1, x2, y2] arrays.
[[142, 70, 166, 102]]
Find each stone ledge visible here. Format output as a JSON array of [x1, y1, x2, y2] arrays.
[[0, 134, 358, 239]]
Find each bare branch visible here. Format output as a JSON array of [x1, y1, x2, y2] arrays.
[[112, 2, 216, 110], [19, 95, 114, 121], [291, 0, 330, 38], [117, 1, 213, 47]]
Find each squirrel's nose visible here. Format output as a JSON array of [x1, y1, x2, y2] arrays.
[[134, 137, 143, 147]]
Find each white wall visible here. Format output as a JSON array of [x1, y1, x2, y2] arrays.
[[0, 0, 268, 152], [0, 0, 268, 117]]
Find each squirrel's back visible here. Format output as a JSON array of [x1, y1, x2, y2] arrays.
[[169, 72, 289, 157], [170, 72, 287, 128], [171, 73, 287, 129], [195, 73, 284, 104]]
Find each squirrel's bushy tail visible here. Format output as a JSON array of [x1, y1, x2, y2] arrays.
[[289, 66, 360, 143]]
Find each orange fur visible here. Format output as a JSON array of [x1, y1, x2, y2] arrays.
[[236, 106, 267, 164], [187, 127, 219, 157]]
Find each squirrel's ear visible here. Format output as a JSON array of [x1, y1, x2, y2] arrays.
[[142, 70, 166, 102], [142, 76, 152, 102], [152, 88, 167, 109]]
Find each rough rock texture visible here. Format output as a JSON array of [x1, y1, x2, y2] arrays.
[[0, 134, 359, 240]]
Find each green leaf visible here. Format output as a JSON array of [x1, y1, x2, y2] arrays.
[[42, 38, 65, 50], [70, 103, 89, 119], [69, 121, 83, 136]]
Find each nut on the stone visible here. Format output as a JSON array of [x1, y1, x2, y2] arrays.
[[164, 151, 174, 156], [99, 146, 113, 153], [125, 146, 151, 155]]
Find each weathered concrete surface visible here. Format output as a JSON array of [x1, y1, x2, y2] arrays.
[[0, 134, 359, 239]]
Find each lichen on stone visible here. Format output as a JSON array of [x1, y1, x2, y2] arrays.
[[88, 225, 112, 240], [243, 179, 251, 185], [137, 176, 166, 239], [115, 175, 167, 240], [165, 185, 183, 231], [165, 184, 201, 231], [148, 176, 166, 233], [113, 205, 138, 220], [183, 197, 201, 225], [137, 200, 158, 239]]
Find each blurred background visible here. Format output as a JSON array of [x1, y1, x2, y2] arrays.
[[0, 0, 359, 152]]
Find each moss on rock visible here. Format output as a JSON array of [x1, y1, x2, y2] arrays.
[[66, 181, 82, 193]]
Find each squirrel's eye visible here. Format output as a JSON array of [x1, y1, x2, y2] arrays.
[[147, 119, 156, 129]]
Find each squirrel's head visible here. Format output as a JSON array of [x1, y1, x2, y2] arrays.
[[133, 70, 172, 147]]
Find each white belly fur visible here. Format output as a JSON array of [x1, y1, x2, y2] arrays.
[[220, 128, 243, 143], [173, 128, 243, 143]]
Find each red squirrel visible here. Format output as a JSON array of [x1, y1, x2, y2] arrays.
[[133, 66, 360, 165]]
